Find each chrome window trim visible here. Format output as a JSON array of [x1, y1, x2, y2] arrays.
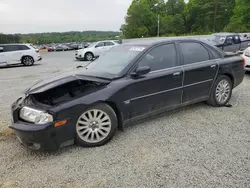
[[148, 59, 220, 75], [181, 59, 218, 68], [149, 66, 182, 74]]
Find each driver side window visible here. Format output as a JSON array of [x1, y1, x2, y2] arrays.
[[225, 37, 233, 44], [138, 43, 177, 72], [95, 42, 104, 48]]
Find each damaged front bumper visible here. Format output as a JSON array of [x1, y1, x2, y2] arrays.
[[10, 97, 75, 151], [10, 122, 60, 150]]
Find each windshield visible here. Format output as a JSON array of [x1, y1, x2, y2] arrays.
[[211, 35, 226, 44], [85, 45, 146, 75]]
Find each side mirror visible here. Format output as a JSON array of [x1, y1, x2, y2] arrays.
[[0, 47, 3, 52], [130, 66, 151, 77]]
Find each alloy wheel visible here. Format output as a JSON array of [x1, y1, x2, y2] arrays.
[[23, 57, 33, 65], [86, 53, 93, 61], [215, 79, 230, 104], [76, 109, 112, 143]]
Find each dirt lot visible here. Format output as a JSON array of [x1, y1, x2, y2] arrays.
[[0, 51, 250, 188]]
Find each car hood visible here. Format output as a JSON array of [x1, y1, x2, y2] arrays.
[[24, 68, 113, 94]]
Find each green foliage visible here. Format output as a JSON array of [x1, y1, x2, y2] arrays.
[[0, 34, 20, 44], [121, 0, 249, 38], [225, 0, 250, 32], [122, 0, 157, 38], [1, 31, 120, 44], [20, 31, 120, 44]]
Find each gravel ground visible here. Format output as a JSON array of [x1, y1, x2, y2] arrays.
[[0, 51, 250, 188]]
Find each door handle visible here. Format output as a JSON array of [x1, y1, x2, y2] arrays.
[[173, 72, 181, 76], [210, 65, 216, 68]]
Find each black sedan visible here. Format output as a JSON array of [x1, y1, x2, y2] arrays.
[[10, 39, 245, 150]]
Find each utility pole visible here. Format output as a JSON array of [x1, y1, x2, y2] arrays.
[[157, 14, 160, 37]]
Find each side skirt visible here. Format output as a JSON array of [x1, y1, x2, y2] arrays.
[[123, 97, 208, 126]]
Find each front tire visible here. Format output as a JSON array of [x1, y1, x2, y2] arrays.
[[75, 103, 118, 147], [22, 56, 34, 66], [207, 75, 232, 107], [84, 52, 94, 61]]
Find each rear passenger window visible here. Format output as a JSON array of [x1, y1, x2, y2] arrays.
[[139, 43, 177, 71], [105, 42, 115, 46], [209, 48, 220, 59], [234, 36, 240, 44], [19, 45, 30, 50], [4, 45, 20, 52], [180, 42, 210, 65]]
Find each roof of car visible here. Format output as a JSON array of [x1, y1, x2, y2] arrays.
[[212, 32, 238, 36], [121, 36, 209, 46], [0, 43, 30, 46]]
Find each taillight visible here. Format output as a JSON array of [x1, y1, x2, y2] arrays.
[[242, 56, 246, 67], [35, 50, 39, 53]]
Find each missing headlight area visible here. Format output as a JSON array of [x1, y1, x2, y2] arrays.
[[29, 80, 106, 106]]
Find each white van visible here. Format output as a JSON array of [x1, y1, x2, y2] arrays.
[[0, 44, 42, 67]]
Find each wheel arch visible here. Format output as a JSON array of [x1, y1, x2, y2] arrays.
[[78, 101, 124, 131], [222, 73, 234, 87], [85, 51, 94, 57], [105, 101, 124, 131], [21, 55, 34, 61]]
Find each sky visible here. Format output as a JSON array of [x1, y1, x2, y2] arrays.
[[0, 0, 188, 34]]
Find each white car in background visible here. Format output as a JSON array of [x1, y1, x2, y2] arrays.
[[242, 47, 250, 71], [75, 40, 119, 61], [0, 44, 42, 67]]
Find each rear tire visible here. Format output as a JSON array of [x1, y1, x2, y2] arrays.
[[207, 75, 232, 107], [84, 52, 94, 61], [22, 56, 34, 66], [75, 103, 118, 147]]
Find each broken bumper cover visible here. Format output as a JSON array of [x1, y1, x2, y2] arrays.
[[10, 122, 57, 150], [9, 121, 74, 150]]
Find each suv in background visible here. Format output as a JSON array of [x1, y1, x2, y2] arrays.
[[0, 44, 42, 67], [75, 40, 119, 61]]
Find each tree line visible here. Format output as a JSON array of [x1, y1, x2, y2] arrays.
[[121, 0, 250, 38], [0, 31, 120, 44], [0, 34, 21, 44]]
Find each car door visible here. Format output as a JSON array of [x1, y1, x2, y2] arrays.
[[223, 36, 240, 52], [178, 41, 219, 104], [123, 43, 183, 119], [104, 41, 116, 51], [4, 45, 22, 64], [93, 42, 105, 56], [0, 46, 7, 66]]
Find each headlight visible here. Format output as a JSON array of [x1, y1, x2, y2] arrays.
[[245, 50, 250, 57], [20, 107, 53, 124]]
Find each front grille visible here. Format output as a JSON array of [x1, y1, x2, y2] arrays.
[[246, 65, 250, 68]]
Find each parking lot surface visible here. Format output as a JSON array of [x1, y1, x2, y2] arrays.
[[0, 51, 250, 188]]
